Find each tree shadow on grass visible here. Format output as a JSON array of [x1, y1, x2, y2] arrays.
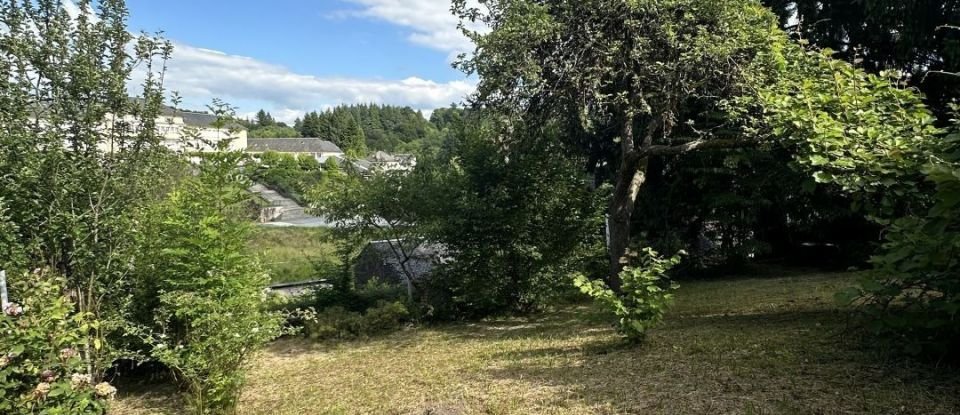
[[479, 309, 960, 414]]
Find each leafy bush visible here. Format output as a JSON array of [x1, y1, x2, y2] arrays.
[[302, 301, 409, 340], [361, 301, 410, 333], [415, 128, 604, 320], [252, 151, 326, 203], [760, 46, 960, 358], [575, 248, 682, 342], [838, 123, 960, 358], [135, 147, 282, 414], [0, 270, 115, 414], [314, 277, 406, 314]]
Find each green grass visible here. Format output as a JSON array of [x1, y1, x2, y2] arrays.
[[112, 271, 960, 414], [248, 227, 340, 284]]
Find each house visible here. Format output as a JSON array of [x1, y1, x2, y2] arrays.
[[344, 151, 418, 176], [97, 106, 248, 154], [353, 240, 447, 292], [367, 151, 417, 172], [245, 138, 345, 163]]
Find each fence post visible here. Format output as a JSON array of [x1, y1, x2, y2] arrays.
[[0, 270, 8, 309]]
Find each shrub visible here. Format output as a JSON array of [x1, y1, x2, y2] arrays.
[[838, 126, 960, 358], [362, 301, 410, 333], [136, 146, 282, 414], [315, 277, 406, 314], [302, 301, 409, 340], [0, 270, 114, 414], [575, 248, 682, 342]]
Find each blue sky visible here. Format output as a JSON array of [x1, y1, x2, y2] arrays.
[[114, 0, 477, 122]]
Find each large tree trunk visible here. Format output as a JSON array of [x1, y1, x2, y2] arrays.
[[606, 157, 648, 293]]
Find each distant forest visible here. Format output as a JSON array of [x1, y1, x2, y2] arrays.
[[239, 104, 465, 156]]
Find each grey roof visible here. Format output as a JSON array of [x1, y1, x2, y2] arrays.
[[247, 138, 344, 154], [357, 240, 447, 283], [159, 106, 245, 129], [369, 151, 396, 162], [366, 151, 416, 164]]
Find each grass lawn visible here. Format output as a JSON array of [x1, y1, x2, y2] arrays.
[[248, 227, 340, 284], [111, 271, 960, 414]]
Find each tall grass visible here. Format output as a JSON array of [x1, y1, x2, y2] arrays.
[[248, 227, 340, 284]]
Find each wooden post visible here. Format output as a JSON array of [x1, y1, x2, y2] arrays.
[[0, 270, 8, 309]]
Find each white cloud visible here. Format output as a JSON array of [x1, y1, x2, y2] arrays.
[[63, 0, 474, 124], [342, 0, 483, 56], [126, 42, 475, 124]]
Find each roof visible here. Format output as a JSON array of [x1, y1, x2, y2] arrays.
[[158, 106, 248, 129], [367, 151, 417, 164], [247, 138, 344, 154], [359, 240, 448, 282], [369, 151, 396, 162]]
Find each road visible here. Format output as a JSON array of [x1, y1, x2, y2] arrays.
[[248, 183, 336, 228]]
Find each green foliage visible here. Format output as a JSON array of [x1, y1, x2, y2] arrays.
[[301, 302, 409, 341], [310, 162, 427, 302], [248, 228, 340, 284], [134, 144, 282, 414], [419, 125, 605, 319], [239, 110, 300, 138], [255, 110, 276, 127], [252, 151, 327, 203], [838, 118, 960, 358], [633, 147, 878, 272], [248, 125, 301, 139], [763, 44, 959, 357], [575, 248, 682, 342], [314, 278, 407, 314], [762, 0, 960, 112], [0, 0, 176, 378], [454, 0, 794, 293], [311, 111, 604, 320], [0, 270, 114, 414], [297, 104, 450, 155], [762, 48, 942, 219], [0, 199, 24, 273]]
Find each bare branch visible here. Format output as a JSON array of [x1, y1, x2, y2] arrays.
[[641, 138, 756, 157]]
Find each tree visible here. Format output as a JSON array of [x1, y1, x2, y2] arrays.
[[309, 116, 602, 318], [254, 109, 276, 127], [248, 125, 301, 138], [762, 0, 960, 113], [455, 0, 789, 290], [419, 122, 604, 318], [762, 48, 952, 357], [135, 139, 282, 414], [341, 112, 368, 156], [294, 104, 445, 154], [0, 0, 174, 377], [310, 169, 426, 300]]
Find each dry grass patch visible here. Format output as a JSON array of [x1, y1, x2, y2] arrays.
[[111, 271, 960, 415]]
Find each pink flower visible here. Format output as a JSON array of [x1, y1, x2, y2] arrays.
[[40, 369, 57, 382]]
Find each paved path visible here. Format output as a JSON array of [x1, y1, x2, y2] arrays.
[[249, 183, 336, 228]]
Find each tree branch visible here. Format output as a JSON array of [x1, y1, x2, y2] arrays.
[[922, 70, 960, 84], [640, 138, 757, 157]]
